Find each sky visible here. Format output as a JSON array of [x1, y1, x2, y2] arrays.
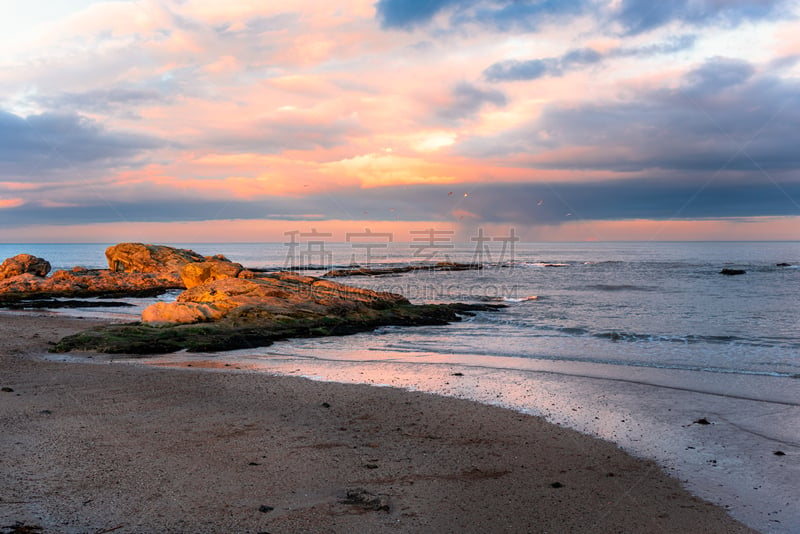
[[1, 0, 799, 243]]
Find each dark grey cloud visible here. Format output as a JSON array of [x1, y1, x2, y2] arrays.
[[376, 0, 789, 34], [484, 35, 696, 81], [437, 83, 507, 123], [684, 56, 756, 93], [375, 0, 588, 31], [452, 0, 589, 32], [0, 110, 163, 178], [321, 180, 800, 224], [5, 174, 797, 229], [466, 57, 800, 174], [615, 0, 789, 36], [484, 58, 558, 82], [375, 0, 469, 29], [614, 34, 697, 57]]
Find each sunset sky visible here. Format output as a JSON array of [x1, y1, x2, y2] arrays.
[[1, 0, 799, 243]]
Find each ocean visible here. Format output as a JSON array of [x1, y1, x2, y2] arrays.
[[3, 241, 799, 533]]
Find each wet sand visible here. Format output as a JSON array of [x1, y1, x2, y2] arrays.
[[0, 313, 756, 533]]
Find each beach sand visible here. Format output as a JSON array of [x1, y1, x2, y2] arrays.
[[0, 314, 756, 533]]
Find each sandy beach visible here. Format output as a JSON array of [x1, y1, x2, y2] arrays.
[[1, 313, 757, 533]]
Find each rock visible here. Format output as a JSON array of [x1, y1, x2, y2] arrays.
[[179, 261, 244, 289], [0, 268, 183, 303], [776, 263, 791, 267], [258, 505, 274, 513], [340, 488, 390, 512], [774, 450, 786, 456], [53, 272, 504, 354], [0, 254, 51, 280], [694, 418, 711, 425], [325, 262, 483, 277], [142, 301, 227, 323], [105, 243, 206, 273], [720, 268, 746, 276], [142, 272, 409, 325], [1, 387, 14, 392]]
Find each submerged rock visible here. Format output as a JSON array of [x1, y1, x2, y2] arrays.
[[0, 254, 51, 280], [106, 243, 206, 273]]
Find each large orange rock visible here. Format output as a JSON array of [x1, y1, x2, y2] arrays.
[[105, 243, 206, 273], [179, 261, 245, 289], [142, 272, 408, 325], [0, 254, 51, 280]]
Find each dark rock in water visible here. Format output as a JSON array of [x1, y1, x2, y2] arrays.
[[550, 482, 564, 488], [1, 521, 44, 533], [0, 254, 51, 281], [258, 505, 274, 513], [451, 372, 464, 377], [324, 261, 483, 277], [774, 450, 786, 456], [720, 268, 746, 276], [106, 242, 206, 273], [3, 299, 135, 310], [776, 263, 792, 267], [1, 387, 13, 393], [694, 418, 712, 425]]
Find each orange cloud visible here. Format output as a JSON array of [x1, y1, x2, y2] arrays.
[[322, 152, 461, 188], [0, 198, 24, 209]]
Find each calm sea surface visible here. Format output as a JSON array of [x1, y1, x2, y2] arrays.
[[3, 241, 798, 379]]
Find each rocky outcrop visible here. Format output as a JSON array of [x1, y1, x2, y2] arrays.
[[143, 272, 408, 325], [179, 260, 254, 289], [106, 243, 206, 273], [54, 271, 502, 354], [0, 269, 183, 302], [0, 254, 51, 281]]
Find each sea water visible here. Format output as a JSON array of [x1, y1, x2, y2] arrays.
[[4, 241, 797, 376], [5, 241, 800, 532]]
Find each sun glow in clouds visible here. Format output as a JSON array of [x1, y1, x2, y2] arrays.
[[0, 0, 798, 241]]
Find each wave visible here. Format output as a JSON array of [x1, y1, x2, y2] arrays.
[[582, 284, 658, 292], [592, 331, 800, 349], [477, 295, 540, 303], [363, 341, 800, 380], [521, 262, 570, 268]]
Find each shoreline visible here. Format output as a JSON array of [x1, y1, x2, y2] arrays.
[[1, 313, 763, 533], [130, 343, 800, 534]]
